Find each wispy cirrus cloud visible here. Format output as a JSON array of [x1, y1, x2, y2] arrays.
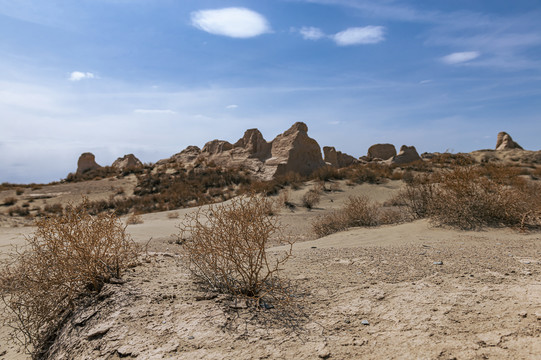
[[441, 51, 481, 65], [69, 71, 95, 81], [332, 26, 385, 45], [295, 25, 385, 45], [191, 7, 270, 38], [299, 26, 325, 40]]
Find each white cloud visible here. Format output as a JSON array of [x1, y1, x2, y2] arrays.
[[69, 71, 95, 81], [226, 104, 238, 109], [299, 26, 325, 40], [134, 109, 176, 115], [441, 51, 481, 64], [332, 26, 385, 46], [191, 7, 270, 38]]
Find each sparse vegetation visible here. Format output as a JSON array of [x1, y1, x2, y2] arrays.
[[395, 165, 541, 229], [302, 189, 321, 209], [312, 195, 388, 237], [179, 195, 293, 301], [126, 212, 144, 225], [3, 197, 17, 206], [0, 200, 138, 358]]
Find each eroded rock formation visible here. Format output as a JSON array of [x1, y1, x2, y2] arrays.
[[76, 153, 102, 174], [323, 146, 358, 168], [496, 132, 523, 151], [367, 144, 397, 161], [159, 122, 325, 179], [391, 145, 421, 165], [112, 154, 143, 170], [266, 122, 325, 177]]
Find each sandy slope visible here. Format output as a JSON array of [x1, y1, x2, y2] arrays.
[[1, 181, 540, 359]]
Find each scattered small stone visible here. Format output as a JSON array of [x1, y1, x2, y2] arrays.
[[117, 345, 133, 357], [188, 336, 195, 340], [230, 299, 248, 309], [433, 261, 443, 265], [86, 323, 113, 340], [345, 319, 351, 324], [195, 293, 218, 301], [317, 343, 331, 359], [518, 311, 527, 318], [361, 319, 370, 326], [0, 350, 7, 357], [311, 246, 317, 249], [535, 313, 541, 320]]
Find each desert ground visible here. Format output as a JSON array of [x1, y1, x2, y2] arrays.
[[1, 179, 540, 359]]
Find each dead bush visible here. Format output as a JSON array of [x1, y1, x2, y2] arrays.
[[312, 195, 383, 237], [0, 200, 138, 357], [429, 166, 540, 229], [312, 210, 348, 237], [302, 189, 321, 209], [395, 166, 541, 229], [126, 212, 144, 225], [179, 195, 293, 301], [393, 175, 436, 219], [3, 197, 17, 206]]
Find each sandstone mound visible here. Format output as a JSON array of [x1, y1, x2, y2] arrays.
[[159, 122, 325, 180], [76, 153, 102, 174], [266, 122, 325, 177], [323, 146, 358, 168], [234, 128, 271, 160], [496, 132, 523, 150], [112, 154, 143, 170], [391, 145, 421, 165], [202, 140, 234, 155], [367, 144, 396, 161]]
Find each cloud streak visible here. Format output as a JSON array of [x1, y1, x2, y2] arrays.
[[69, 71, 95, 81], [441, 51, 481, 64], [332, 26, 385, 45], [191, 7, 270, 38], [299, 26, 325, 40]]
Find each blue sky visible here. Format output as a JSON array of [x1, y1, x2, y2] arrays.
[[1, 0, 540, 183]]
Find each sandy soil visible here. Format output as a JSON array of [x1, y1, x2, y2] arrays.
[[1, 180, 540, 359]]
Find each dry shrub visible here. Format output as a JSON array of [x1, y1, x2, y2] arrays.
[[393, 174, 436, 219], [311, 210, 348, 237], [343, 163, 392, 184], [396, 166, 541, 229], [0, 201, 138, 357], [312, 195, 383, 237], [302, 189, 320, 209], [3, 197, 17, 206], [126, 212, 144, 225], [179, 195, 293, 301], [429, 166, 540, 229]]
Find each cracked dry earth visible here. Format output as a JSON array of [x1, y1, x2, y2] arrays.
[[23, 222, 541, 360]]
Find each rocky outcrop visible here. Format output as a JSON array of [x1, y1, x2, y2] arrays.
[[323, 146, 358, 168], [266, 122, 325, 177], [202, 140, 234, 155], [76, 153, 101, 174], [112, 154, 143, 170], [234, 128, 271, 160], [157, 122, 325, 179], [164, 146, 202, 165], [496, 132, 523, 150], [391, 145, 421, 165], [367, 144, 396, 161]]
